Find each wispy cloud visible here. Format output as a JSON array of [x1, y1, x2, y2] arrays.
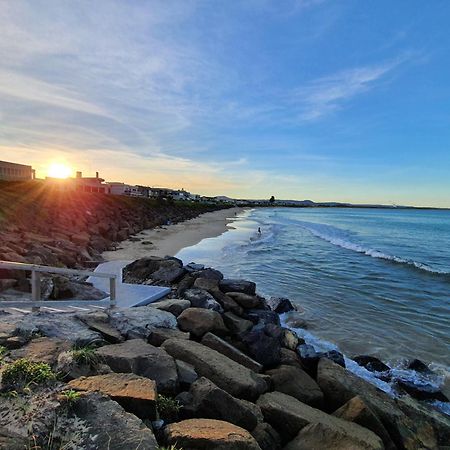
[[291, 57, 409, 120]]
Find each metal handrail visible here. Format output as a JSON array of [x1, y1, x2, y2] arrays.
[[0, 260, 117, 309]]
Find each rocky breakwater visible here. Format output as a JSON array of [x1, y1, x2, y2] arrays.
[[0, 180, 222, 294], [0, 256, 448, 449]]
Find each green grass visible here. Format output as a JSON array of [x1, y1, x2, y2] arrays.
[[1, 358, 56, 389], [70, 346, 100, 367], [156, 395, 181, 423], [61, 389, 81, 404], [0, 345, 8, 362], [158, 446, 183, 450]]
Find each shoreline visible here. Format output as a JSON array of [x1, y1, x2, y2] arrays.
[[102, 207, 245, 261]]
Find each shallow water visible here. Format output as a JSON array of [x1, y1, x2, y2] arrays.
[[177, 207, 450, 387]]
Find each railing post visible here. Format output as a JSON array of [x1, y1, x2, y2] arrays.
[[31, 270, 41, 312], [109, 276, 117, 308]]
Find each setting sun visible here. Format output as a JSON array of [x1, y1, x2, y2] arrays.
[[47, 162, 72, 179]]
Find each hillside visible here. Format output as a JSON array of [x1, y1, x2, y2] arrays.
[[0, 180, 223, 272]]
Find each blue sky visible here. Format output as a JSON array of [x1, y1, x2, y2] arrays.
[[1, 0, 450, 206]]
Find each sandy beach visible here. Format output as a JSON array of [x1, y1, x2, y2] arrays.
[[102, 207, 245, 261]]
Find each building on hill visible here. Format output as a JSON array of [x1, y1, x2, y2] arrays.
[[46, 171, 111, 194], [0, 160, 35, 181]]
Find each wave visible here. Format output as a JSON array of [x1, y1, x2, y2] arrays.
[[291, 219, 450, 276]]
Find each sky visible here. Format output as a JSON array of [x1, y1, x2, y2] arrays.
[[1, 0, 450, 207]]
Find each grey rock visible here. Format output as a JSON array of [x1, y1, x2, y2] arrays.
[[316, 358, 436, 450], [162, 338, 267, 400], [223, 312, 253, 334], [188, 377, 259, 431], [195, 268, 224, 280], [73, 391, 158, 449], [107, 306, 177, 340], [13, 311, 102, 346], [219, 279, 256, 296], [242, 326, 281, 368], [227, 292, 262, 309], [251, 422, 282, 450], [182, 288, 223, 312], [246, 309, 280, 326], [176, 359, 198, 389], [201, 332, 263, 373], [147, 327, 190, 346], [266, 297, 295, 314], [266, 365, 323, 408], [96, 339, 179, 394]]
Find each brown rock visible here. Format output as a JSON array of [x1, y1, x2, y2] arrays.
[[10, 337, 71, 367], [68, 373, 157, 419], [164, 418, 261, 450], [333, 396, 396, 450], [177, 307, 228, 338], [284, 421, 383, 450], [150, 298, 191, 317], [257, 391, 383, 447]]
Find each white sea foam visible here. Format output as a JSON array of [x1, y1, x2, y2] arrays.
[[292, 220, 450, 276]]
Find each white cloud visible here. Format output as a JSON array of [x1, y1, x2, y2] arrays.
[[292, 58, 408, 120]]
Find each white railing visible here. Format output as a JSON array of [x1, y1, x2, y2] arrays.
[[0, 260, 117, 309]]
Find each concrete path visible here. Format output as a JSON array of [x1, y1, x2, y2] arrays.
[[88, 260, 171, 308]]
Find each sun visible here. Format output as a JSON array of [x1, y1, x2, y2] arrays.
[[47, 162, 72, 179]]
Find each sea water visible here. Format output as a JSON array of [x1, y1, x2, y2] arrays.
[[176, 207, 450, 411]]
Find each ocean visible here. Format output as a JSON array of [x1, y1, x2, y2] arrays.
[[176, 207, 450, 411]]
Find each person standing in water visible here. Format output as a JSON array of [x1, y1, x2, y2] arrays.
[[258, 227, 261, 234]]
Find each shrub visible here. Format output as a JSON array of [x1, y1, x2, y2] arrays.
[[156, 395, 181, 423], [1, 358, 55, 389], [0, 345, 7, 362]]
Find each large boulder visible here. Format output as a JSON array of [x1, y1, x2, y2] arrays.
[[77, 311, 124, 344], [265, 365, 323, 408], [201, 332, 263, 373], [148, 327, 190, 346], [164, 419, 261, 450], [162, 338, 267, 400], [177, 308, 228, 338], [68, 373, 157, 420], [242, 325, 282, 368], [182, 288, 223, 312], [219, 279, 256, 296], [12, 312, 102, 347], [123, 256, 186, 284], [107, 306, 177, 340], [316, 358, 437, 449], [188, 377, 259, 431], [73, 391, 158, 449], [333, 396, 396, 450], [150, 298, 191, 317], [96, 339, 178, 394], [227, 292, 262, 309], [257, 391, 383, 448], [284, 421, 383, 450]]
